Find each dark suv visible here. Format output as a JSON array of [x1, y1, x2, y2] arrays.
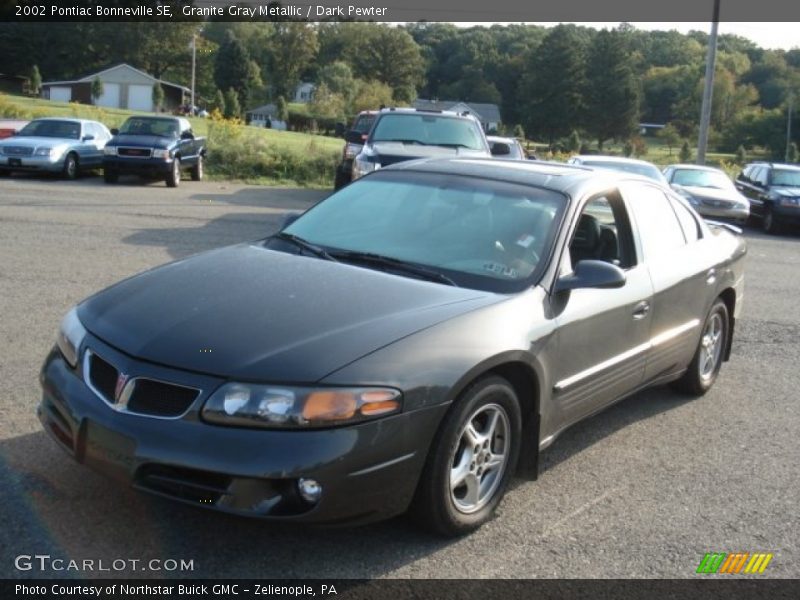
[[735, 162, 800, 233], [334, 111, 378, 189], [350, 108, 500, 182]]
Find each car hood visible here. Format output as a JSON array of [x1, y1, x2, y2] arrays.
[[78, 244, 501, 382], [109, 134, 174, 149], [679, 185, 746, 203], [368, 142, 487, 165], [0, 136, 72, 149], [772, 187, 800, 198]]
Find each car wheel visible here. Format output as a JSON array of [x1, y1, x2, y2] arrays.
[[411, 376, 521, 536], [166, 158, 181, 188], [190, 155, 203, 181], [62, 153, 78, 180], [333, 168, 349, 190], [673, 299, 729, 396], [103, 169, 118, 184], [0, 169, 10, 177], [762, 205, 780, 234]]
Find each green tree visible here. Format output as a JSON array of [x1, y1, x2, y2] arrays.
[[657, 123, 682, 155], [91, 77, 104, 104], [566, 130, 581, 153], [351, 79, 394, 115], [520, 25, 587, 146], [735, 145, 747, 164], [276, 96, 288, 122], [152, 83, 164, 113], [214, 31, 255, 112], [789, 142, 799, 163], [317, 61, 355, 101], [679, 140, 692, 162], [308, 83, 346, 121], [264, 22, 319, 99], [210, 89, 225, 113], [28, 64, 41, 96], [223, 88, 241, 119], [513, 124, 525, 139], [584, 29, 640, 150]]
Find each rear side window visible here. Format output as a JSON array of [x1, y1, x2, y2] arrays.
[[669, 196, 701, 243], [353, 115, 375, 134], [625, 184, 687, 261]]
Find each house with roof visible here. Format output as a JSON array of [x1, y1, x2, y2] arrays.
[[413, 99, 502, 132], [245, 104, 287, 130], [40, 63, 189, 113]]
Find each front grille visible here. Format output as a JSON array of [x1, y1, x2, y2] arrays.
[[88, 352, 118, 403], [118, 147, 152, 158], [127, 379, 198, 417], [3, 146, 34, 156], [86, 350, 199, 418]]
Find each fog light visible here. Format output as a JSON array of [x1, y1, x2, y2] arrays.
[[297, 478, 322, 503]]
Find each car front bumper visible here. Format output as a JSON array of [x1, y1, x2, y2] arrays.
[[38, 344, 444, 525], [773, 203, 800, 227], [104, 156, 174, 176], [0, 154, 65, 172], [694, 204, 750, 223]]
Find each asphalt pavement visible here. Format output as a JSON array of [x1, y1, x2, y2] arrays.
[[0, 175, 798, 579]]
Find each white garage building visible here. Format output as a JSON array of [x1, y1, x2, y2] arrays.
[[41, 64, 189, 113]]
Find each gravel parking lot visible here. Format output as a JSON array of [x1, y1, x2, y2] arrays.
[[1, 176, 798, 579]]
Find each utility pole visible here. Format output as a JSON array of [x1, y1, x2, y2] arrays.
[[190, 32, 196, 114], [786, 93, 794, 163], [697, 0, 721, 165]]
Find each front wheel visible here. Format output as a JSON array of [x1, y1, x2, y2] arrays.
[[762, 205, 780, 234], [62, 153, 78, 180], [410, 376, 521, 536], [673, 299, 729, 396], [190, 155, 203, 181], [166, 158, 181, 188]]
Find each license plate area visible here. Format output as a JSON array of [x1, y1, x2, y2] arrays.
[[9, 158, 21, 167]]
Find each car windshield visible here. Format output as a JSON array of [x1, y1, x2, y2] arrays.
[[370, 114, 486, 151], [583, 160, 663, 182], [671, 169, 734, 190], [18, 120, 80, 140], [119, 118, 179, 137], [771, 169, 800, 187], [279, 171, 565, 292]]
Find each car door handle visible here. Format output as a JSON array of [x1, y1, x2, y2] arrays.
[[632, 301, 650, 320], [706, 268, 717, 285]]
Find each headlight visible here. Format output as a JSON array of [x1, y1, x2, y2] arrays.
[[352, 154, 380, 180], [34, 147, 54, 157], [56, 307, 87, 368], [202, 383, 402, 429], [103, 146, 117, 156], [152, 149, 169, 159], [779, 196, 800, 206]]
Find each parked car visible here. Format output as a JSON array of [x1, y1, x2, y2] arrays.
[[487, 135, 527, 160], [350, 108, 497, 182], [334, 110, 378, 190], [103, 116, 206, 187], [568, 155, 667, 184], [40, 159, 745, 536], [662, 164, 749, 224], [0, 118, 111, 179], [0, 118, 29, 140], [734, 162, 800, 233]]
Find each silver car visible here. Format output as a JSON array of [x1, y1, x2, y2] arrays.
[[0, 118, 111, 179], [568, 155, 668, 185], [663, 164, 750, 224]]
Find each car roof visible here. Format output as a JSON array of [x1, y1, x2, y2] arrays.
[[30, 117, 95, 125], [382, 157, 657, 195], [745, 161, 800, 171], [573, 155, 656, 166], [376, 107, 478, 120]]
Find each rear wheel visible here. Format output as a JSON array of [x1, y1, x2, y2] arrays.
[[62, 153, 78, 180], [410, 376, 521, 536], [166, 158, 181, 188], [762, 205, 780, 234], [190, 155, 203, 181], [673, 299, 729, 396]]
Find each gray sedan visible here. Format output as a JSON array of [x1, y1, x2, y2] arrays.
[[0, 118, 111, 179], [663, 164, 750, 224]]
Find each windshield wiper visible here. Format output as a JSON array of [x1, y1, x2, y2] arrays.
[[273, 232, 338, 262], [330, 251, 457, 286], [436, 143, 476, 149], [379, 139, 430, 145]]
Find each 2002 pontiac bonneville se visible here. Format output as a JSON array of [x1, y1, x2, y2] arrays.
[[39, 159, 746, 536]]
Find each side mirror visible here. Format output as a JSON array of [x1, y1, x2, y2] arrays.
[[82, 134, 95, 141], [110, 128, 119, 136], [181, 130, 194, 140], [345, 130, 364, 144], [490, 142, 511, 156], [555, 260, 626, 293], [281, 213, 302, 229]]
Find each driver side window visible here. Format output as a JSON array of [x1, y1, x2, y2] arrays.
[[568, 192, 636, 272]]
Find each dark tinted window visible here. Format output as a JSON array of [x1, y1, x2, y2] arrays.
[[626, 184, 687, 260], [18, 120, 80, 139], [353, 114, 376, 134]]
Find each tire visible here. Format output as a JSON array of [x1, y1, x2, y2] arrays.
[[190, 155, 203, 181], [62, 153, 78, 180], [673, 299, 729, 396], [166, 158, 180, 188], [103, 169, 118, 184], [762, 204, 780, 234], [0, 169, 10, 177], [410, 376, 522, 536], [333, 167, 349, 190]]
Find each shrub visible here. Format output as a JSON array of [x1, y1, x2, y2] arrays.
[[735, 145, 747, 164], [679, 140, 692, 163]]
